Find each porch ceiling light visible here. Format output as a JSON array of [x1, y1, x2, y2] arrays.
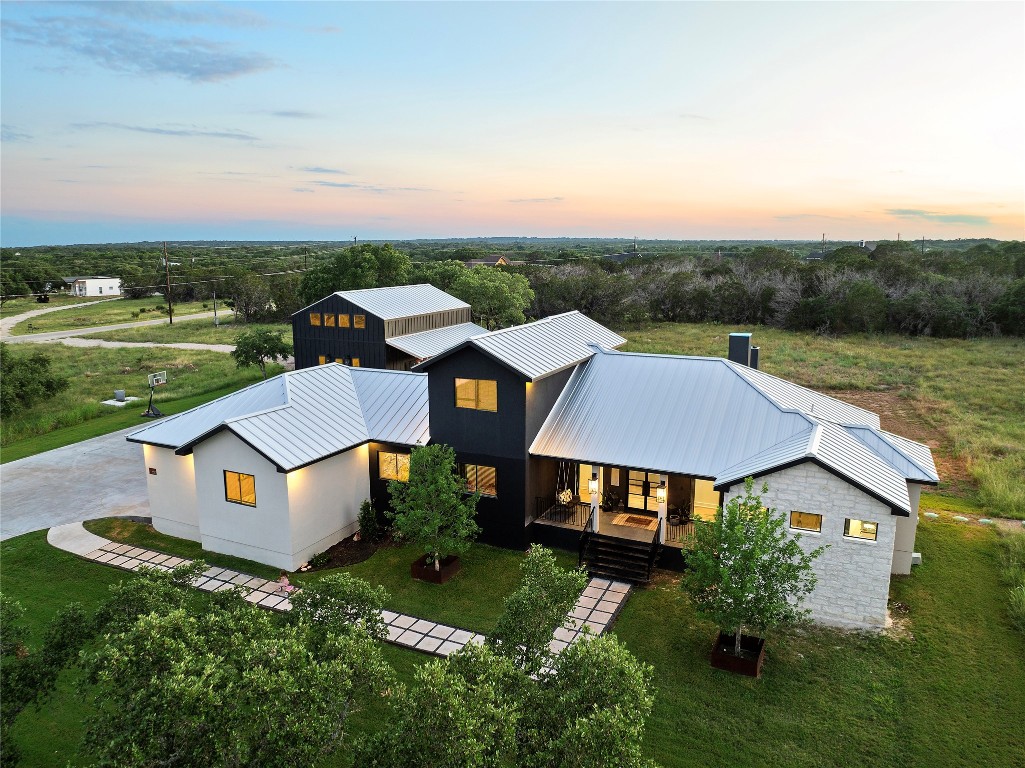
[[656, 480, 667, 504], [588, 472, 599, 496]]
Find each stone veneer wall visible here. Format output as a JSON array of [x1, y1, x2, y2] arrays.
[[722, 462, 896, 630]]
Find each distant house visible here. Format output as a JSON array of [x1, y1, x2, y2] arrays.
[[63, 276, 121, 297], [464, 254, 525, 267], [129, 321, 937, 630], [291, 284, 487, 371]]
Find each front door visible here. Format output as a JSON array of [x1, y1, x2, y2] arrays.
[[627, 470, 660, 514]]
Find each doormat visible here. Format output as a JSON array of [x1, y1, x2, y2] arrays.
[[612, 513, 658, 530]]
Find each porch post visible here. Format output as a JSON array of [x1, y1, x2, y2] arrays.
[[589, 470, 600, 533], [657, 474, 668, 544]]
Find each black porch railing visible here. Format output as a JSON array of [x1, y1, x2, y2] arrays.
[[535, 496, 591, 529]]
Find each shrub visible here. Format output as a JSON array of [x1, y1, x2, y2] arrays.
[[154, 304, 165, 312], [358, 499, 379, 542], [309, 551, 331, 569], [138, 307, 148, 313], [131, 311, 140, 319]]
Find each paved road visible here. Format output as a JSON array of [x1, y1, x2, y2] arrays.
[[0, 297, 119, 336], [0, 427, 149, 540]]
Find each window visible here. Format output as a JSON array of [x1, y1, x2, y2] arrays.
[[354, 314, 366, 329], [339, 314, 350, 328], [310, 312, 321, 326], [790, 511, 822, 533], [224, 471, 256, 506], [324, 313, 336, 327], [379, 452, 410, 482], [463, 464, 497, 496], [335, 357, 345, 364], [351, 357, 360, 367], [454, 378, 498, 411], [844, 518, 878, 541], [318, 355, 328, 365]]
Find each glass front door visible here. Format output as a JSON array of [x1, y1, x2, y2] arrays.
[[628, 470, 660, 513]]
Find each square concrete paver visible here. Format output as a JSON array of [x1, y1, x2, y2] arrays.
[[590, 578, 611, 589], [582, 587, 604, 600], [277, 601, 293, 611], [391, 614, 416, 629], [396, 630, 424, 647], [124, 547, 146, 558], [448, 628, 473, 644], [244, 591, 264, 604], [416, 636, 444, 653], [584, 619, 605, 632], [577, 596, 598, 609], [214, 582, 235, 592], [410, 619, 435, 634], [589, 609, 613, 625], [428, 625, 455, 640], [571, 605, 590, 620], [259, 594, 284, 609], [386, 625, 405, 642], [108, 555, 131, 567], [608, 581, 631, 594], [549, 639, 569, 653], [554, 626, 577, 643], [95, 551, 118, 563], [465, 634, 485, 646], [111, 544, 133, 555], [231, 574, 251, 585], [596, 600, 619, 614], [198, 579, 223, 592], [381, 610, 399, 624]]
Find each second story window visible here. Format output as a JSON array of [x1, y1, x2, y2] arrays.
[[309, 312, 321, 326], [324, 313, 336, 327], [339, 314, 350, 328], [354, 314, 366, 329], [454, 378, 498, 411]]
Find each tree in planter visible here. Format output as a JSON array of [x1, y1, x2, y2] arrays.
[[386, 444, 480, 573], [683, 477, 826, 658]]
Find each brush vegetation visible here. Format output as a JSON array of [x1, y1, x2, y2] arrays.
[[82, 317, 278, 344]]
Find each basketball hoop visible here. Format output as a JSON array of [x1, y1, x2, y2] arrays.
[[142, 371, 167, 418]]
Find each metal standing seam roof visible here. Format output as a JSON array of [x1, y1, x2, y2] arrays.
[[530, 347, 936, 514], [293, 284, 470, 321], [127, 365, 429, 471], [386, 322, 489, 359], [415, 311, 626, 381]]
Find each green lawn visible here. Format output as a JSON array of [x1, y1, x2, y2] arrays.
[[82, 318, 284, 345], [3, 520, 1023, 766], [620, 324, 1025, 518], [0, 294, 110, 318], [8, 297, 212, 334], [0, 343, 283, 451]]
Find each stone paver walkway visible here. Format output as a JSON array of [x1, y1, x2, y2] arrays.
[[51, 522, 631, 659]]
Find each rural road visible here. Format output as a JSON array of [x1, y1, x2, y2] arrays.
[[0, 427, 150, 540], [1, 310, 228, 342], [0, 297, 120, 336]]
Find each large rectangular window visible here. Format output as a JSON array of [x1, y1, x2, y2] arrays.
[[463, 464, 497, 496], [379, 452, 410, 482], [324, 313, 336, 327], [354, 314, 366, 329], [844, 518, 878, 541], [224, 471, 256, 506], [454, 378, 498, 411], [338, 314, 350, 328], [309, 312, 321, 326], [790, 511, 823, 533]]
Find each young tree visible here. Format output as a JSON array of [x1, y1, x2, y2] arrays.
[[490, 545, 587, 674], [231, 328, 292, 379], [448, 266, 534, 329], [227, 273, 273, 323], [0, 344, 71, 418], [289, 572, 389, 650], [386, 444, 480, 572], [683, 478, 826, 657]]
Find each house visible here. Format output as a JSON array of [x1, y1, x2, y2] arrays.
[[63, 276, 121, 297], [463, 254, 525, 267], [291, 284, 486, 371], [127, 315, 937, 630]]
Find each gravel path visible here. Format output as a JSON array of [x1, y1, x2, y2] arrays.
[[1, 311, 225, 343], [0, 297, 120, 336]]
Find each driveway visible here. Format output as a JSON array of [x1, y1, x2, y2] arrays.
[[0, 427, 149, 540]]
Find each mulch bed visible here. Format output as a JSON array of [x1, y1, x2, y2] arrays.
[[302, 533, 387, 572]]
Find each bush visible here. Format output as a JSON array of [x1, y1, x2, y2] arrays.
[[138, 307, 148, 313], [358, 499, 379, 542], [309, 551, 331, 569], [154, 304, 165, 313], [131, 311, 140, 319]]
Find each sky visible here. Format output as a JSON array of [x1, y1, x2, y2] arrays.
[[1, 1, 1023, 246]]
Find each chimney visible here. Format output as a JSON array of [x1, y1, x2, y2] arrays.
[[728, 333, 752, 366], [749, 346, 760, 370]]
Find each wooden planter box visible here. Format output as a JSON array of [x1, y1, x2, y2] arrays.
[[710, 631, 766, 678], [411, 554, 461, 584]]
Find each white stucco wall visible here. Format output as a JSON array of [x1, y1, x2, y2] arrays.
[[73, 278, 121, 297], [142, 444, 199, 541], [286, 444, 370, 567], [722, 461, 897, 630], [192, 431, 294, 570], [891, 483, 921, 575]]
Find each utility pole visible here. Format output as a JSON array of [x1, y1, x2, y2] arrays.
[[163, 241, 174, 325], [213, 290, 219, 327], [921, 236, 926, 256]]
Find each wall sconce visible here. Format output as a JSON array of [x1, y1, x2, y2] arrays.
[[588, 472, 599, 496], [656, 480, 667, 505]]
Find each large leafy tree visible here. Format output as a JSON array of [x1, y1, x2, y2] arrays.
[[387, 444, 480, 572], [448, 266, 534, 329], [491, 545, 587, 674], [289, 572, 389, 651], [299, 244, 412, 305], [0, 344, 70, 418], [683, 478, 825, 656], [231, 328, 292, 378]]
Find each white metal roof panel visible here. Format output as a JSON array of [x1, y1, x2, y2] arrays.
[[813, 422, 912, 511], [712, 427, 817, 489], [730, 364, 880, 428], [350, 368, 430, 446], [126, 376, 289, 449], [333, 284, 469, 321], [844, 426, 939, 483], [879, 430, 939, 483], [386, 322, 488, 358], [470, 312, 626, 381]]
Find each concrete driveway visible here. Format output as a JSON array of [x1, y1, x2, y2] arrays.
[[0, 427, 149, 540]]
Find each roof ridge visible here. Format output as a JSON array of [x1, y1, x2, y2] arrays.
[[859, 426, 938, 481], [472, 310, 582, 340]]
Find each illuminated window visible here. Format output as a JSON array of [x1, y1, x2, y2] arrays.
[[351, 358, 360, 367], [336, 358, 345, 363], [790, 511, 823, 533], [354, 314, 366, 328], [454, 378, 498, 411], [379, 452, 410, 482], [844, 518, 878, 541], [224, 471, 256, 506], [310, 312, 321, 326], [463, 464, 497, 496], [339, 314, 350, 328], [324, 313, 336, 327], [318, 355, 328, 365]]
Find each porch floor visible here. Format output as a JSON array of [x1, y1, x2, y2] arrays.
[[534, 507, 693, 548]]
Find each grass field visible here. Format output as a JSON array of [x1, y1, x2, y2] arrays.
[[82, 318, 283, 345], [620, 324, 1025, 518], [3, 520, 1023, 767], [0, 343, 283, 451], [7, 297, 213, 334], [0, 294, 110, 317]]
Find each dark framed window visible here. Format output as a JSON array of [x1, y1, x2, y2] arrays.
[[224, 470, 256, 506], [324, 313, 336, 327], [462, 464, 497, 496], [339, 314, 350, 328], [790, 511, 823, 533], [354, 314, 366, 328], [454, 378, 498, 411], [309, 312, 321, 326], [844, 518, 878, 541], [379, 452, 410, 482]]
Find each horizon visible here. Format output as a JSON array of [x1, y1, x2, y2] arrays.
[[2, 1, 1023, 247]]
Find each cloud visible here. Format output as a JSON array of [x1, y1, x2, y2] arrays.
[[293, 188, 314, 193], [775, 213, 847, 221], [1, 124, 32, 142], [508, 197, 564, 204], [267, 110, 323, 119], [312, 180, 435, 194], [2, 14, 274, 82], [886, 208, 991, 226], [71, 1, 269, 28], [73, 122, 257, 141], [300, 166, 350, 175]]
